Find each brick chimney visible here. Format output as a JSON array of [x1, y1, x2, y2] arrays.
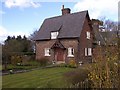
[[61, 5, 71, 15]]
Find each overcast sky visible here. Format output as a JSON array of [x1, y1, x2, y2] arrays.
[[0, 0, 119, 43]]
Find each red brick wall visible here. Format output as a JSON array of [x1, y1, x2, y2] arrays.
[[79, 17, 93, 63], [35, 40, 55, 61], [60, 39, 78, 63], [35, 39, 78, 63]]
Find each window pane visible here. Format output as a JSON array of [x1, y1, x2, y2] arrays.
[[45, 48, 50, 56], [88, 48, 92, 56], [68, 47, 74, 57], [85, 48, 87, 56], [51, 31, 59, 39], [86, 31, 90, 39], [98, 41, 100, 45], [71, 48, 74, 55], [68, 48, 71, 55]]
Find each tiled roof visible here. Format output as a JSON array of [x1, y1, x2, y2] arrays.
[[34, 10, 89, 40]]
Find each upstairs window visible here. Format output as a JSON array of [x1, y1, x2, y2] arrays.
[[68, 47, 74, 57], [86, 31, 90, 39], [51, 31, 59, 39], [45, 48, 50, 56]]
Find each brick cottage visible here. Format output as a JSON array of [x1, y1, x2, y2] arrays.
[[34, 5, 94, 64]]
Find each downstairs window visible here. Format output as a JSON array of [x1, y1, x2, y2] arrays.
[[44, 48, 50, 56], [68, 47, 74, 57]]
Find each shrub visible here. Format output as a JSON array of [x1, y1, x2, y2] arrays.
[[68, 60, 77, 68], [11, 55, 22, 65], [37, 57, 49, 66], [57, 63, 67, 67], [64, 68, 90, 87], [88, 59, 119, 88]]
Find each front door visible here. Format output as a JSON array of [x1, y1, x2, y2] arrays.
[[55, 48, 65, 61]]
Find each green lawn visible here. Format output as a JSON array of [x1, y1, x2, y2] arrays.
[[2, 64, 39, 71], [2, 67, 74, 88]]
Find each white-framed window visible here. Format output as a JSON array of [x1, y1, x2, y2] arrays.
[[44, 48, 50, 56], [68, 47, 74, 57], [86, 31, 90, 39], [85, 48, 87, 56], [88, 48, 92, 56], [85, 48, 92, 56], [51, 31, 59, 39], [98, 41, 100, 45]]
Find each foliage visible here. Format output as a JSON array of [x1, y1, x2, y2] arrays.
[[64, 68, 90, 87], [87, 45, 119, 88], [88, 19, 119, 88], [11, 55, 22, 65], [22, 60, 39, 66], [68, 60, 77, 68], [37, 57, 49, 66], [88, 57, 119, 88], [2, 64, 39, 71], [2, 59, 45, 71], [57, 63, 68, 67], [2, 35, 33, 63], [29, 30, 38, 41], [55, 60, 77, 68]]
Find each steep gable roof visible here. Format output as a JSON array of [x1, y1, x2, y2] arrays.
[[34, 10, 89, 40]]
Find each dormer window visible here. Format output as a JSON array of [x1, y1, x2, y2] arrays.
[[86, 31, 90, 39], [51, 31, 59, 39]]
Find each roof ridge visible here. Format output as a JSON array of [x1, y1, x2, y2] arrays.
[[45, 10, 88, 20]]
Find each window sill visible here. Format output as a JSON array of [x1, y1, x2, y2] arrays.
[[67, 55, 74, 57], [87, 38, 90, 39], [51, 38, 57, 39], [45, 55, 51, 56]]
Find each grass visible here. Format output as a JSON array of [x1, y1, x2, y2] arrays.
[[2, 61, 42, 71], [2, 64, 39, 70], [2, 67, 74, 88], [2, 60, 50, 71]]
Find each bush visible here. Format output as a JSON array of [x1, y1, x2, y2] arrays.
[[88, 59, 119, 88], [11, 55, 22, 65], [68, 60, 77, 68], [22, 60, 40, 66], [37, 57, 49, 66], [64, 68, 90, 87], [57, 63, 67, 67]]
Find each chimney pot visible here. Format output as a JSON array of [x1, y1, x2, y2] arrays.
[[61, 5, 71, 15], [62, 5, 64, 9]]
